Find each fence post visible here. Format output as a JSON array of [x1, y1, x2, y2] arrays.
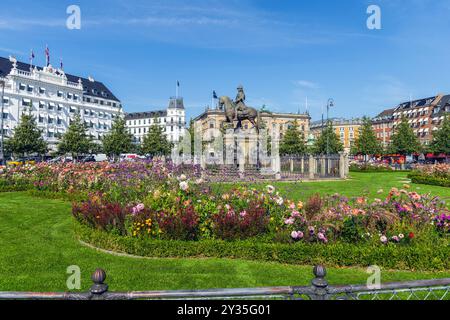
[[90, 269, 108, 300], [321, 157, 326, 177], [310, 265, 329, 300], [308, 155, 314, 180], [301, 157, 304, 174], [339, 152, 345, 179]]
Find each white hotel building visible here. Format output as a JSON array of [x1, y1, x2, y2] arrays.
[[0, 56, 123, 150], [125, 97, 186, 144]]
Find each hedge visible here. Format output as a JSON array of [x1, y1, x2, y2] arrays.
[[75, 221, 449, 271], [408, 173, 450, 188]]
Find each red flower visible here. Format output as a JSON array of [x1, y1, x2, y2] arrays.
[[408, 232, 415, 239]]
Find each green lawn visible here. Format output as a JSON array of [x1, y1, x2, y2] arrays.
[[0, 179, 449, 292], [214, 172, 450, 206]]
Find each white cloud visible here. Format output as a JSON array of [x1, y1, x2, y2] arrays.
[[294, 80, 320, 90]]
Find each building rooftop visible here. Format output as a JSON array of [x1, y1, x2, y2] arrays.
[[0, 56, 120, 103], [310, 118, 363, 128], [168, 97, 185, 109], [125, 110, 167, 120]]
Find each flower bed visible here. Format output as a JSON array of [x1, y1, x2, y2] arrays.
[[0, 161, 202, 203], [349, 162, 395, 172], [2, 161, 448, 270], [408, 164, 450, 188], [72, 172, 449, 263]]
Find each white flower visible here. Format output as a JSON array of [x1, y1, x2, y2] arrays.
[[266, 185, 275, 194], [380, 236, 388, 244], [399, 234, 405, 239], [179, 181, 189, 191], [178, 174, 187, 181], [195, 178, 204, 184], [276, 196, 284, 206]]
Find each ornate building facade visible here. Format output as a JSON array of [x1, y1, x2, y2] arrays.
[[125, 97, 186, 144], [193, 107, 310, 156], [310, 118, 362, 153], [0, 56, 123, 150]]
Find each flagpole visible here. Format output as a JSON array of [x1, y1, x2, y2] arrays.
[[306, 96, 309, 114]]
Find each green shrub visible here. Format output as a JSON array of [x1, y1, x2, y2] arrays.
[[408, 173, 450, 188], [75, 221, 450, 271]]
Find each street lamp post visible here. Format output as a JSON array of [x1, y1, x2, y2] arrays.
[[326, 98, 334, 155], [0, 79, 5, 165]]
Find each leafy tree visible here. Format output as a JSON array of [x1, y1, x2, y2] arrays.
[[430, 113, 450, 154], [389, 116, 422, 155], [102, 117, 134, 160], [141, 119, 173, 156], [313, 121, 344, 155], [353, 117, 382, 159], [279, 121, 306, 155], [5, 113, 47, 157], [57, 114, 95, 159]]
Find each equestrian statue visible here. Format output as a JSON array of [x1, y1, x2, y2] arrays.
[[218, 85, 261, 133]]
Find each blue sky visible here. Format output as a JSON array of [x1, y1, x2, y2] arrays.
[[1, 0, 450, 122]]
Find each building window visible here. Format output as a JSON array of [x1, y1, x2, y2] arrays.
[[2, 112, 8, 120], [57, 91, 64, 98], [2, 97, 8, 105], [48, 117, 54, 124], [57, 104, 63, 112], [27, 85, 34, 93], [39, 101, 46, 109], [22, 98, 32, 107], [19, 83, 26, 91], [57, 118, 62, 125], [48, 103, 55, 110]]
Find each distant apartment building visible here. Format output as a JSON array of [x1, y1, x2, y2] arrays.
[[0, 56, 123, 150], [125, 97, 186, 144], [372, 108, 395, 148], [310, 118, 362, 153], [376, 95, 450, 147]]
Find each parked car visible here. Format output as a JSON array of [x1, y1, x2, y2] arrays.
[[47, 156, 74, 164], [6, 157, 37, 166], [120, 154, 144, 162], [80, 154, 108, 163]]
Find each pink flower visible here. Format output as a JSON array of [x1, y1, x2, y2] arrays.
[[284, 218, 295, 225], [317, 232, 328, 243], [380, 236, 388, 244], [291, 231, 304, 240], [291, 210, 301, 218], [240, 211, 247, 218]]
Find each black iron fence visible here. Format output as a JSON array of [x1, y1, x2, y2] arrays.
[[1, 266, 449, 300]]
